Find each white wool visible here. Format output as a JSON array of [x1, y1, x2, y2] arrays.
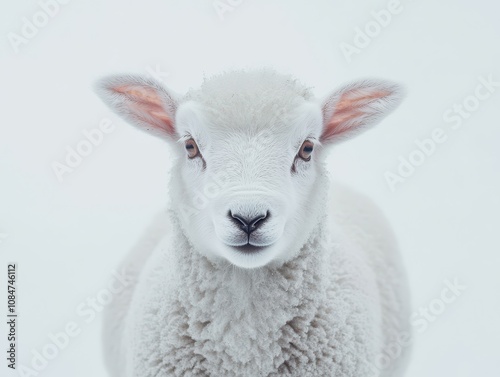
[[103, 187, 410, 377], [97, 69, 410, 376]]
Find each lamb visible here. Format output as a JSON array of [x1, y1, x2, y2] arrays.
[[95, 69, 411, 377]]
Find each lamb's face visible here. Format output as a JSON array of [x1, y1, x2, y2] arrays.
[[96, 70, 404, 269], [171, 101, 326, 268]]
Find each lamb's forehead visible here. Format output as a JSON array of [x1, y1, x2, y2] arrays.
[[181, 70, 318, 135], [186, 69, 314, 103]]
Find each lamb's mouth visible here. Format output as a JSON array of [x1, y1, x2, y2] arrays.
[[231, 243, 268, 254]]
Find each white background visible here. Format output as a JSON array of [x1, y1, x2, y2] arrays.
[[1, 0, 499, 376]]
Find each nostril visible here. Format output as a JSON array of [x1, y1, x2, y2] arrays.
[[229, 212, 249, 234], [249, 211, 268, 230]]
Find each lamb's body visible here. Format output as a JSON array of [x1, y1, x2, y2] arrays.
[[103, 184, 410, 377], [96, 69, 410, 376]]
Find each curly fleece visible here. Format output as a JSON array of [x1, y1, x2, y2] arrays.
[[98, 70, 411, 377], [104, 185, 410, 377]]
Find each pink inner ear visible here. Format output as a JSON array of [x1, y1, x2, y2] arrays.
[[114, 84, 175, 135], [335, 90, 389, 112], [322, 89, 390, 141]]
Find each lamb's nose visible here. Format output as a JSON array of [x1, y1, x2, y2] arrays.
[[230, 211, 269, 235]]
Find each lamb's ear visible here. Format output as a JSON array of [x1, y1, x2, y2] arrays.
[[321, 79, 404, 144], [95, 75, 178, 140]]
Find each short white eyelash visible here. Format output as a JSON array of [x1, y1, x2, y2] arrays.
[[310, 137, 321, 147], [177, 134, 195, 144]]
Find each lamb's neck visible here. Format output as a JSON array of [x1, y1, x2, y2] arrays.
[[171, 219, 330, 338]]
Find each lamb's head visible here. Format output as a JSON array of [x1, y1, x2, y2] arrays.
[[96, 70, 404, 269]]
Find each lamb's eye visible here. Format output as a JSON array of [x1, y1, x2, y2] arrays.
[[298, 140, 314, 161], [185, 138, 199, 158]]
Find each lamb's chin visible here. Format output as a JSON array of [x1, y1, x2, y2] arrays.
[[219, 244, 279, 269]]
